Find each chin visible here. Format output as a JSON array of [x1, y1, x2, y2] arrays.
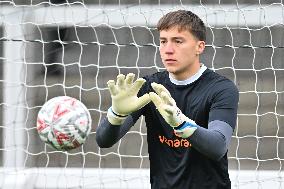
[[165, 68, 175, 74], [165, 67, 179, 74]]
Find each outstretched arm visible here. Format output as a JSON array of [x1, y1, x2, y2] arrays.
[[96, 73, 150, 148], [96, 113, 140, 148]]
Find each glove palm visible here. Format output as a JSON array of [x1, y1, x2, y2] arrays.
[[149, 82, 197, 138], [107, 73, 150, 125]]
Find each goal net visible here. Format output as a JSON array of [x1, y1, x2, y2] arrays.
[[0, 1, 284, 189]]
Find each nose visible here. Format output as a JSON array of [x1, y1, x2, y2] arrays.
[[163, 42, 174, 54]]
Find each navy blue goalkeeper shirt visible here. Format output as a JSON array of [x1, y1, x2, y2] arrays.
[[131, 67, 238, 189], [96, 66, 239, 189]]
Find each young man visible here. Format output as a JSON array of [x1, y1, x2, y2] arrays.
[[96, 10, 239, 189]]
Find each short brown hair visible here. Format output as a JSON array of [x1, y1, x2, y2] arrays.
[[157, 10, 206, 41]]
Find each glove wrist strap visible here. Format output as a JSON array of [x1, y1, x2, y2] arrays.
[[111, 108, 128, 118], [175, 121, 197, 130], [107, 107, 128, 125], [173, 120, 198, 138]]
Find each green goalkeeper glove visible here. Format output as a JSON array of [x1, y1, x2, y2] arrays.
[[107, 73, 151, 125], [149, 82, 197, 138]]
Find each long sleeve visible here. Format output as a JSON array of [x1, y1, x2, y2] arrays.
[[189, 120, 233, 161], [96, 110, 142, 148]]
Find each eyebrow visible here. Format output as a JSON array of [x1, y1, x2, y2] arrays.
[[159, 37, 185, 40]]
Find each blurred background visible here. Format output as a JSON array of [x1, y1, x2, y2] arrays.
[[0, 0, 284, 188]]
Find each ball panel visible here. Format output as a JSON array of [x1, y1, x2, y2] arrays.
[[36, 96, 92, 151]]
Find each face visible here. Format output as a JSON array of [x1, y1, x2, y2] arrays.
[[159, 26, 205, 80]]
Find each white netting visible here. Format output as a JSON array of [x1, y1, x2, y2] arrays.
[[0, 1, 284, 189]]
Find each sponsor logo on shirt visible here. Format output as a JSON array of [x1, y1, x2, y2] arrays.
[[158, 133, 191, 148]]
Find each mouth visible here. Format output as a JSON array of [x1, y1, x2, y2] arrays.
[[164, 59, 177, 64]]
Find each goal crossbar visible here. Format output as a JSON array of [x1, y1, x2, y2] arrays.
[[1, 4, 283, 27]]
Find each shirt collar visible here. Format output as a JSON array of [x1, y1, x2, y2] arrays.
[[169, 64, 207, 85]]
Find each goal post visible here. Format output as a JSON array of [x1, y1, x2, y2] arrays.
[[1, 2, 284, 189], [3, 17, 26, 169]]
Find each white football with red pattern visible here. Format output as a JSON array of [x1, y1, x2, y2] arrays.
[[37, 96, 92, 151]]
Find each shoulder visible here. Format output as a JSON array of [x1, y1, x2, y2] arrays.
[[203, 69, 238, 94], [203, 69, 239, 104]]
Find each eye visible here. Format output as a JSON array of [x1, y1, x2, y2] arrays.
[[175, 40, 183, 44], [160, 40, 166, 44]]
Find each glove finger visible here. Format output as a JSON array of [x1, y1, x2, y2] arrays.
[[149, 92, 163, 108], [163, 105, 175, 115], [107, 80, 118, 96], [125, 73, 135, 86], [151, 82, 171, 96], [161, 91, 175, 106], [130, 78, 146, 95], [151, 82, 162, 95], [135, 93, 151, 110], [116, 74, 126, 90]]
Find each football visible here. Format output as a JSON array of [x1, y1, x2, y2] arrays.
[[36, 96, 92, 151]]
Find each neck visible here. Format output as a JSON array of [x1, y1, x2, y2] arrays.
[[170, 62, 202, 81]]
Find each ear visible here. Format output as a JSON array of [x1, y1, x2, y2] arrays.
[[196, 41, 205, 55]]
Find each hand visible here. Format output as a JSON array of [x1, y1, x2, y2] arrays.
[[149, 82, 197, 138], [107, 73, 150, 125]]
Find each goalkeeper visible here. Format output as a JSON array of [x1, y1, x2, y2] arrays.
[[96, 10, 239, 189]]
